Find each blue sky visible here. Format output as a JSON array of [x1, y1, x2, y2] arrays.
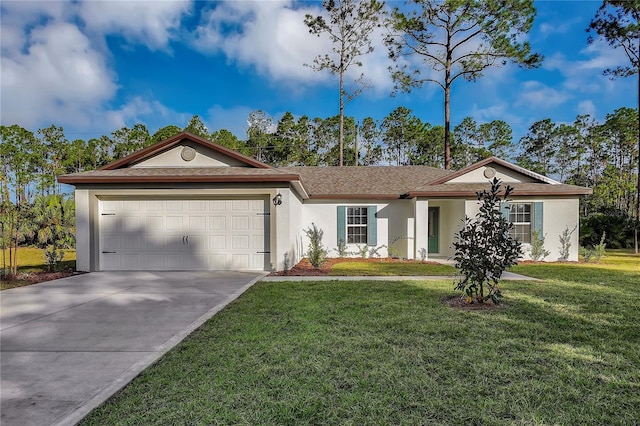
[[1, 1, 636, 144]]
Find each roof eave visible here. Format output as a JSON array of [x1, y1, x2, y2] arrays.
[[57, 174, 301, 185], [407, 188, 593, 198], [308, 193, 402, 200]]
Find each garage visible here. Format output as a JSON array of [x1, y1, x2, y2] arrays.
[[99, 197, 269, 271]]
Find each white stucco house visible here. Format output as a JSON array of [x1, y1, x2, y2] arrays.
[[58, 132, 592, 272]]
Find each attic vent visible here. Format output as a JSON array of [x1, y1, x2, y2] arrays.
[[483, 167, 496, 179], [181, 146, 196, 162]]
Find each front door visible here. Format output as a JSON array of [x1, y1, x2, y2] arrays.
[[428, 207, 439, 253]]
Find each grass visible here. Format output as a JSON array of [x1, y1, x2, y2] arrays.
[[1, 247, 76, 290], [81, 251, 640, 425], [329, 260, 456, 276]]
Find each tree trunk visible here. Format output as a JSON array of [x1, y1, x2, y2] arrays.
[[339, 71, 345, 167], [444, 27, 452, 170], [636, 69, 639, 254]]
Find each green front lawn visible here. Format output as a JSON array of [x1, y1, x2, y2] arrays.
[[81, 254, 640, 425], [329, 260, 456, 276]]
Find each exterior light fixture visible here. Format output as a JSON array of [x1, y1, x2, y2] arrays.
[[272, 193, 282, 206]]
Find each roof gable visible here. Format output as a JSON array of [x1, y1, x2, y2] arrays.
[[100, 132, 271, 170], [428, 157, 560, 185]]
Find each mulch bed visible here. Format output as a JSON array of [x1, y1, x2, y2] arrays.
[[2, 271, 81, 286], [269, 257, 445, 276]]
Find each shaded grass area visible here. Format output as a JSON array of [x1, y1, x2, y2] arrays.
[[82, 262, 639, 425], [1, 247, 76, 290], [329, 260, 455, 276]]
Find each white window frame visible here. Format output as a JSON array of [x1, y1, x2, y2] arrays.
[[509, 203, 532, 244], [346, 206, 368, 244]]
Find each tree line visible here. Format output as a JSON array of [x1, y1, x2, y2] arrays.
[[1, 104, 638, 271]]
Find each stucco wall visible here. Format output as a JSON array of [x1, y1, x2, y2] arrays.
[[298, 200, 414, 259], [448, 164, 537, 183], [465, 196, 580, 261], [131, 142, 247, 168]]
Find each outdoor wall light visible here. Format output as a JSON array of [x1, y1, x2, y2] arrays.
[[272, 193, 283, 206]]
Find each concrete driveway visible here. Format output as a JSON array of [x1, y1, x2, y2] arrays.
[[0, 271, 265, 426]]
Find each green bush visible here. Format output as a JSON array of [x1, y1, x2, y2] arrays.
[[304, 223, 327, 268], [558, 225, 576, 261], [529, 230, 550, 261]]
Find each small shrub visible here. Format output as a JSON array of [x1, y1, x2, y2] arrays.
[[336, 239, 348, 257], [579, 246, 593, 263], [387, 235, 409, 258], [418, 248, 427, 262], [283, 252, 290, 272], [44, 247, 65, 272], [593, 232, 607, 262], [304, 223, 327, 268], [529, 230, 550, 261], [452, 178, 522, 304], [368, 245, 384, 258], [558, 225, 576, 261], [356, 244, 369, 258], [580, 232, 606, 263]]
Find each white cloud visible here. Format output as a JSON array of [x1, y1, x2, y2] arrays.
[[544, 39, 630, 93], [78, 0, 192, 50], [105, 97, 191, 132], [516, 81, 570, 108], [1, 22, 118, 129], [577, 100, 596, 117], [192, 1, 394, 93]]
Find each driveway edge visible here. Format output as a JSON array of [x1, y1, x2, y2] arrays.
[[52, 272, 267, 426]]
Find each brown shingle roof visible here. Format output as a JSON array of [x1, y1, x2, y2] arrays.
[[279, 166, 452, 199], [407, 182, 592, 197], [58, 167, 298, 184]]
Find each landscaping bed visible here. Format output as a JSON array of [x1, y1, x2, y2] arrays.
[[270, 257, 456, 276]]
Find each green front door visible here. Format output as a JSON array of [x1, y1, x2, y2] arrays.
[[428, 207, 439, 253]]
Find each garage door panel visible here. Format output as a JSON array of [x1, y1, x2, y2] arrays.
[[232, 235, 249, 249], [232, 200, 250, 210], [189, 216, 207, 230], [208, 235, 226, 249], [145, 216, 164, 231], [232, 216, 249, 230], [101, 254, 120, 270], [100, 198, 268, 271], [189, 200, 207, 211], [121, 236, 142, 250], [166, 200, 184, 211], [209, 216, 225, 230], [251, 216, 265, 230], [145, 201, 164, 211], [123, 255, 141, 270], [102, 235, 121, 251], [166, 215, 184, 231], [231, 254, 250, 269]]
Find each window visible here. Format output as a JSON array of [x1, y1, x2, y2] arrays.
[[509, 203, 531, 244], [347, 207, 368, 244]]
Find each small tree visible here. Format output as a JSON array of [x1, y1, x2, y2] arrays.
[[529, 230, 550, 262], [453, 178, 522, 304], [558, 225, 577, 261], [304, 223, 327, 268]]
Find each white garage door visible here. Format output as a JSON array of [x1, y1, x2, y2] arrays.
[[99, 198, 269, 271]]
